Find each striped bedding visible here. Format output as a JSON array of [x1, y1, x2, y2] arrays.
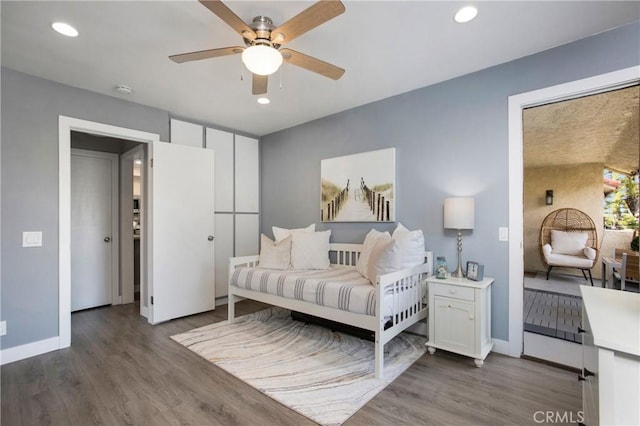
[[230, 265, 425, 318]]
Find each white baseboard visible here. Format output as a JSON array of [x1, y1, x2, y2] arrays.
[[491, 338, 513, 356], [215, 296, 228, 307], [1, 336, 62, 365]]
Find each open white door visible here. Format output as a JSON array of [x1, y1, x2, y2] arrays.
[[148, 141, 215, 324]]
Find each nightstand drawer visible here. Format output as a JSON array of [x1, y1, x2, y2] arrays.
[[433, 283, 475, 301]]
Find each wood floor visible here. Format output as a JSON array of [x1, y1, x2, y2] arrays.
[[1, 301, 581, 425]]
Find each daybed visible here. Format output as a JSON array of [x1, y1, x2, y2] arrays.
[[228, 243, 433, 379]]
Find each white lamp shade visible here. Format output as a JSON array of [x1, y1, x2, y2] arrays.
[[444, 197, 475, 230], [242, 45, 283, 76]]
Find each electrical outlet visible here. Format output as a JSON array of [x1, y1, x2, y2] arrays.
[[0, 321, 6, 336]]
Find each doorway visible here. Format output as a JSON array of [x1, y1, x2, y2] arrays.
[[59, 116, 159, 349], [506, 66, 640, 360], [70, 148, 119, 311]]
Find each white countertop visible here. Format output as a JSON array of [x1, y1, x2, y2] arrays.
[[580, 286, 640, 356]]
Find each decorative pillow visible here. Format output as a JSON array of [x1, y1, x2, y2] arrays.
[[366, 239, 402, 284], [542, 243, 552, 257], [356, 229, 391, 278], [583, 246, 596, 260], [550, 230, 588, 256], [258, 234, 291, 270], [291, 230, 331, 270], [392, 223, 425, 269], [272, 224, 315, 243]]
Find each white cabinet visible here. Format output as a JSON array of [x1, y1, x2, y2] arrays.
[[206, 128, 234, 212], [235, 135, 259, 213], [235, 214, 260, 257], [170, 119, 203, 148], [580, 286, 639, 426], [205, 129, 260, 300], [426, 276, 493, 367]]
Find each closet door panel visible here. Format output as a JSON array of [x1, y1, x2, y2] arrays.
[[235, 135, 259, 213], [206, 128, 234, 212], [170, 119, 203, 148], [235, 214, 259, 257], [214, 213, 234, 298]]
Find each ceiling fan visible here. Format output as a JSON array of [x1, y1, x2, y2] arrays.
[[170, 0, 346, 95]]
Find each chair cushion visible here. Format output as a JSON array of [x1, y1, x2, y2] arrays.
[[550, 230, 588, 256], [544, 252, 595, 268]]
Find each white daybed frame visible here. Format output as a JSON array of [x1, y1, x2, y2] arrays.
[[228, 243, 433, 379]]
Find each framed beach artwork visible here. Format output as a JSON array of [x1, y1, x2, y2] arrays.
[[321, 148, 396, 222]]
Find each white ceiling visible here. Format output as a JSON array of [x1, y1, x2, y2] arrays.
[[2, 1, 639, 136]]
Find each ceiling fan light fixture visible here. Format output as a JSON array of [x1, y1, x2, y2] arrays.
[[454, 6, 478, 23], [242, 45, 283, 76]]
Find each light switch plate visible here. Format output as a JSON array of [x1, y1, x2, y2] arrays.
[[499, 227, 509, 242], [22, 231, 43, 247], [0, 321, 6, 336]]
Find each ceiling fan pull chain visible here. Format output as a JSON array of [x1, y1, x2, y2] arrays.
[[279, 68, 283, 90]]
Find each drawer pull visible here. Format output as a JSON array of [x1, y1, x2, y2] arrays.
[[583, 368, 595, 377], [449, 289, 457, 294], [577, 326, 585, 334], [578, 375, 586, 382]]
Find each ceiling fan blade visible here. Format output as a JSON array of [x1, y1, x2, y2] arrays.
[[169, 46, 244, 63], [252, 74, 268, 95], [270, 0, 345, 45], [280, 48, 345, 80], [199, 0, 256, 40]]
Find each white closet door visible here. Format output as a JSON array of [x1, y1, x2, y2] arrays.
[[235, 135, 259, 213], [235, 214, 259, 256], [214, 213, 234, 298], [170, 119, 203, 148], [206, 128, 234, 212]]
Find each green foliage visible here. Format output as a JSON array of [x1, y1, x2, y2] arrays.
[[603, 169, 639, 230]]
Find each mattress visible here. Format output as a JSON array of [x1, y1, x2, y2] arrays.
[[230, 265, 426, 318]]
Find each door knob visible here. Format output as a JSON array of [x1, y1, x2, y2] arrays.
[[208, 235, 214, 241], [104, 237, 111, 242]]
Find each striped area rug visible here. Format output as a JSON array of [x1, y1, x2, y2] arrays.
[[171, 308, 426, 425]]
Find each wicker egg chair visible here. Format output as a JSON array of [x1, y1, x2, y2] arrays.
[[539, 208, 599, 285]]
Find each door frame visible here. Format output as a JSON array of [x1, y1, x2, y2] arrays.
[[70, 148, 120, 308], [507, 66, 640, 357], [59, 116, 159, 348]]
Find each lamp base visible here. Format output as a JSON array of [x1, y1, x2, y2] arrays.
[[451, 230, 465, 278]]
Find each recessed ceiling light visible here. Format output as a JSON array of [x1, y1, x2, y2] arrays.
[[257, 97, 270, 105], [134, 159, 142, 165], [454, 6, 478, 23], [51, 22, 79, 37]]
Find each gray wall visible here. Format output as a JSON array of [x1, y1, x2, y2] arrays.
[[261, 22, 640, 340], [1, 68, 170, 349]]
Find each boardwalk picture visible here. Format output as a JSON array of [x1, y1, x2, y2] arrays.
[[321, 148, 395, 222]]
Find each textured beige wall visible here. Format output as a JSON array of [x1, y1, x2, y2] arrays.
[[524, 163, 604, 279]]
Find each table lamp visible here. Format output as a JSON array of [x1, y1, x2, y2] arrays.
[[444, 197, 475, 278]]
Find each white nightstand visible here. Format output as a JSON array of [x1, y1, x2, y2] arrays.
[[425, 275, 494, 367]]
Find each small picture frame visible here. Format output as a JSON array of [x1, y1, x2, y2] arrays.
[[466, 261, 484, 281]]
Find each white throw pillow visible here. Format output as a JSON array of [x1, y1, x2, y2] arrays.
[[259, 234, 292, 270], [550, 230, 588, 256], [583, 246, 596, 260], [272, 224, 315, 243], [366, 239, 402, 284], [392, 223, 426, 269], [356, 229, 391, 278], [291, 230, 331, 270]]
